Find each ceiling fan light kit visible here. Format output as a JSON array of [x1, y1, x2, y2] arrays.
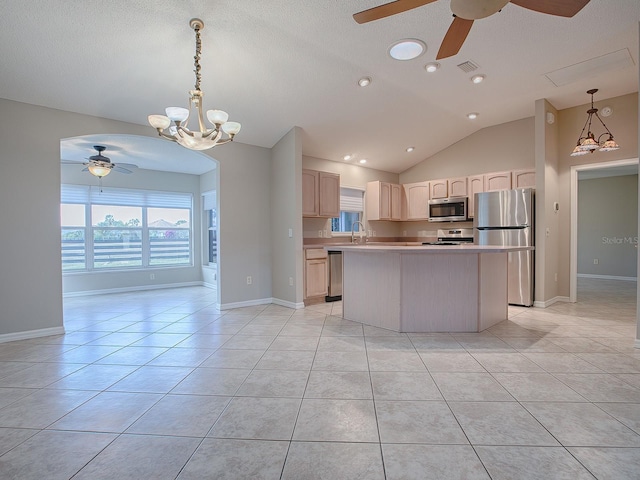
[[354, 0, 591, 60], [148, 18, 241, 151], [570, 88, 620, 157]]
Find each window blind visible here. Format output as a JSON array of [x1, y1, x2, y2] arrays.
[[340, 187, 364, 212], [61, 185, 192, 209]]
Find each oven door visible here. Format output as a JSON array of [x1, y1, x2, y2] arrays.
[[428, 197, 467, 222]]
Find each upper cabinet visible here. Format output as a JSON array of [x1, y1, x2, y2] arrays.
[[512, 169, 536, 188], [484, 171, 512, 192], [429, 177, 467, 199], [403, 181, 430, 221], [467, 174, 485, 218], [366, 181, 402, 221], [302, 169, 340, 218], [429, 179, 448, 199], [448, 177, 468, 197]]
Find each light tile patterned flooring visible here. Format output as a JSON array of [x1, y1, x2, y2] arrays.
[[0, 278, 638, 479]]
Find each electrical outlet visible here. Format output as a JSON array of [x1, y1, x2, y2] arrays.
[[368, 230, 372, 237], [373, 231, 376, 236], [246, 276, 252, 285], [289, 276, 293, 286], [593, 259, 599, 265], [149, 273, 155, 280], [323, 230, 328, 237], [318, 230, 323, 238], [403, 230, 407, 236]]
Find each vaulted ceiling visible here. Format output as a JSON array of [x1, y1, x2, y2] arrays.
[[2, 0, 638, 174]]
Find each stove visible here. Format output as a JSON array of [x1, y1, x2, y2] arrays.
[[422, 228, 474, 246]]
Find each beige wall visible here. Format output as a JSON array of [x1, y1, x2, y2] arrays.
[[556, 92, 638, 297], [271, 127, 304, 306], [577, 175, 638, 278], [400, 117, 535, 183], [302, 155, 401, 239]]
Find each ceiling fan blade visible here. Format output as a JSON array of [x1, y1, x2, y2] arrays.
[[114, 163, 138, 170], [509, 0, 590, 17], [353, 0, 438, 24], [61, 160, 82, 165], [114, 166, 133, 174], [436, 16, 474, 60], [81, 167, 89, 172]]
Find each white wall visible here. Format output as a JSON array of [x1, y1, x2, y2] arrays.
[[578, 175, 638, 278], [61, 162, 203, 294], [208, 141, 273, 307], [271, 128, 303, 306]]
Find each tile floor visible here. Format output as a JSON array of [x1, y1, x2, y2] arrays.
[[0, 278, 638, 479]]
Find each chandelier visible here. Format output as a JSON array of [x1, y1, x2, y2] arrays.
[[148, 18, 241, 151], [570, 89, 620, 157]]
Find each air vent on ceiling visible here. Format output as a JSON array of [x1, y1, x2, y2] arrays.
[[457, 60, 479, 73]]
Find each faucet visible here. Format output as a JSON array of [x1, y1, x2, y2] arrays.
[[351, 221, 367, 244]]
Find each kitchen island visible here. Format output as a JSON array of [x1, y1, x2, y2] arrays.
[[326, 244, 533, 333]]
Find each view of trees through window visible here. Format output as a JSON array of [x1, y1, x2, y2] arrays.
[[61, 197, 192, 271]]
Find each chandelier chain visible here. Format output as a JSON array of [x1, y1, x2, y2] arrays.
[[194, 24, 202, 92]]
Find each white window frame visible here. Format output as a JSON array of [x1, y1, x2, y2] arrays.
[[61, 185, 193, 272]]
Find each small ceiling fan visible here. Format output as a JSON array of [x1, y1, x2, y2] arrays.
[[62, 145, 138, 178], [353, 0, 590, 60]]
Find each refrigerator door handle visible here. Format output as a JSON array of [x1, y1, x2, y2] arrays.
[[476, 225, 529, 230]]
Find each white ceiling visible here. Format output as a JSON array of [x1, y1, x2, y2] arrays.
[[2, 0, 638, 174]]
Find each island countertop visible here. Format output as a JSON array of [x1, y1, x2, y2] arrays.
[[326, 244, 533, 253]]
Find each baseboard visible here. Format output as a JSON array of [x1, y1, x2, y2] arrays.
[[533, 296, 572, 308], [272, 298, 305, 310], [63, 281, 203, 297], [202, 282, 217, 290], [219, 297, 273, 311], [577, 274, 637, 282], [0, 326, 66, 344]]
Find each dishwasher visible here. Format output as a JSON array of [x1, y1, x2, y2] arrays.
[[325, 250, 342, 302]]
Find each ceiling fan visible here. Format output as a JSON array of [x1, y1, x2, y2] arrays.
[[62, 145, 138, 178], [353, 0, 590, 60]]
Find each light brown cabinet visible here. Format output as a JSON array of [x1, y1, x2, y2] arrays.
[[403, 181, 430, 220], [448, 177, 468, 197], [304, 248, 328, 301], [512, 169, 536, 188], [467, 174, 485, 218], [366, 181, 401, 221], [302, 169, 340, 218], [429, 179, 448, 199], [484, 171, 512, 191]]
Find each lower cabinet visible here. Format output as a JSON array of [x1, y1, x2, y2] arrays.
[[304, 248, 328, 302]]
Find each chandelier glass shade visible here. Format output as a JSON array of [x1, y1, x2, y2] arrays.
[[570, 89, 619, 157], [148, 18, 241, 151], [87, 163, 112, 177]]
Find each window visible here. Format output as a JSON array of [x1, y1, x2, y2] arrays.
[[202, 191, 217, 265], [61, 185, 192, 272], [331, 187, 364, 234]]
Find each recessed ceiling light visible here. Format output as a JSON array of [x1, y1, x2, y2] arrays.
[[467, 112, 479, 120], [471, 74, 485, 84], [359, 159, 367, 164], [358, 77, 372, 87], [425, 62, 440, 73], [389, 39, 426, 61], [343, 154, 353, 161], [406, 146, 415, 152]]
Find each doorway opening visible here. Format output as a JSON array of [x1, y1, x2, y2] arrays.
[[570, 158, 638, 304]]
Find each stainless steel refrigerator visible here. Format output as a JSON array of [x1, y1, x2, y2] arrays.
[[474, 188, 534, 306]]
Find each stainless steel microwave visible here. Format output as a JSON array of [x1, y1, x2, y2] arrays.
[[428, 196, 468, 222]]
